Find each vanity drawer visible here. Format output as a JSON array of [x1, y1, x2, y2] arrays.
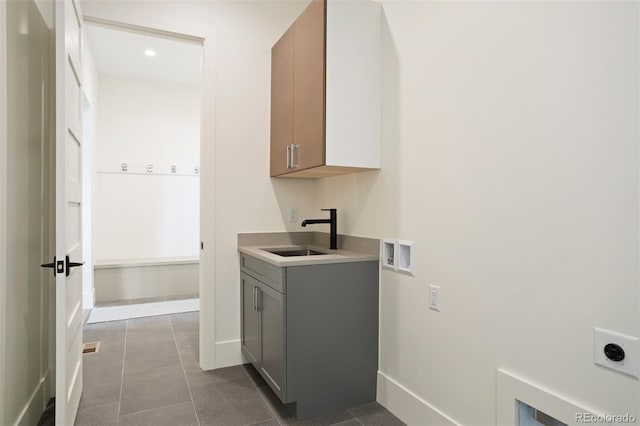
[[241, 254, 285, 293]]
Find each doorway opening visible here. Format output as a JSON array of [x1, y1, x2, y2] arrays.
[[82, 22, 203, 322]]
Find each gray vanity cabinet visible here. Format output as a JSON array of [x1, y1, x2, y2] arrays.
[[240, 253, 379, 420]]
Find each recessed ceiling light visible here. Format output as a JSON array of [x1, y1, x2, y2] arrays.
[[144, 49, 156, 57]]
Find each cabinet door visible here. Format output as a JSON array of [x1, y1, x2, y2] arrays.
[[293, 0, 325, 171], [241, 273, 261, 365], [270, 26, 295, 177], [258, 282, 285, 397]]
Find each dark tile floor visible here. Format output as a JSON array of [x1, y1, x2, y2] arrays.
[[76, 312, 404, 426]]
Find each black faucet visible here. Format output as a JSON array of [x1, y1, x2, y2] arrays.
[[301, 208, 337, 249]]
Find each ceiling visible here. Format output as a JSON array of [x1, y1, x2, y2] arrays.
[[84, 24, 202, 87]]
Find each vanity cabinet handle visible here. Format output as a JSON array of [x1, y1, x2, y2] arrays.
[[291, 144, 299, 169], [286, 144, 291, 169], [253, 287, 257, 311]]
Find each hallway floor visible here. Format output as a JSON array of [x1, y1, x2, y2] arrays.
[[76, 313, 404, 426]]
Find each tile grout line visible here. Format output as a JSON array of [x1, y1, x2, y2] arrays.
[[119, 400, 196, 420], [345, 409, 364, 426], [243, 368, 285, 426], [245, 417, 278, 426], [255, 388, 285, 426], [333, 419, 362, 426], [169, 314, 202, 426], [116, 320, 129, 425]]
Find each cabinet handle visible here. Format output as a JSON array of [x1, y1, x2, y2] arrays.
[[291, 144, 299, 169], [286, 144, 291, 169], [256, 287, 260, 312], [253, 286, 257, 311]]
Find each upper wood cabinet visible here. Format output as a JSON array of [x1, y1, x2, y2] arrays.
[[270, 0, 381, 179], [270, 26, 295, 177]]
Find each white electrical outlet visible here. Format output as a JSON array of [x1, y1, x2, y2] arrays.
[[429, 285, 440, 311], [288, 207, 298, 223], [594, 328, 639, 378]]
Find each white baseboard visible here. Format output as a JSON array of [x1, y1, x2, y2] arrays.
[[214, 339, 243, 369], [87, 298, 198, 324], [13, 371, 50, 426], [376, 370, 459, 426]]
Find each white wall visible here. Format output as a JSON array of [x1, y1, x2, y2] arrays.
[[80, 2, 639, 423], [93, 75, 201, 261], [81, 0, 317, 370], [0, 0, 8, 421], [82, 35, 99, 307], [318, 1, 639, 424]]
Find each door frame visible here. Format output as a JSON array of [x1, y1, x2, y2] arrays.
[[81, 16, 216, 369], [0, 0, 8, 421], [1, 2, 55, 420]]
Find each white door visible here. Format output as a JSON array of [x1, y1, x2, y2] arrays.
[[55, 0, 84, 424]]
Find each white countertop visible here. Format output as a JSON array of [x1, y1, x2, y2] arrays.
[[239, 244, 379, 267]]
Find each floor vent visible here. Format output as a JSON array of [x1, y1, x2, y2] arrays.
[[83, 342, 100, 354]]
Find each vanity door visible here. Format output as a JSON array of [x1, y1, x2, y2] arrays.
[[241, 273, 261, 365], [259, 282, 285, 399]]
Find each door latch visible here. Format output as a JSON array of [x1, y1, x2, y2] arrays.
[[41, 257, 65, 276], [41, 256, 84, 277]]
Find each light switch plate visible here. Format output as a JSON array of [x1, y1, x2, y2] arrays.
[[429, 284, 440, 311], [594, 328, 639, 378], [288, 207, 298, 223]]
